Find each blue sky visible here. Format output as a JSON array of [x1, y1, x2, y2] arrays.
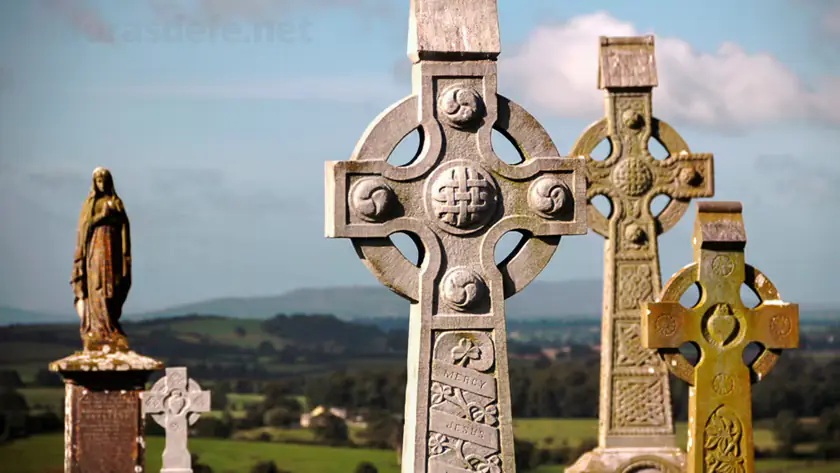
[[0, 0, 838, 315]]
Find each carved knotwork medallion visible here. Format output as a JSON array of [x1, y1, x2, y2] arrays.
[[611, 159, 654, 197], [426, 161, 498, 235]]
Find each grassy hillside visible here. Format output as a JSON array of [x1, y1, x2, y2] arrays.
[[1, 433, 838, 473]]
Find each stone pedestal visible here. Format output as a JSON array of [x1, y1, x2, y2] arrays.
[[50, 349, 163, 473], [566, 447, 684, 473]]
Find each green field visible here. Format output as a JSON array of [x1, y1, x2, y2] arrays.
[[511, 418, 778, 451], [1, 434, 838, 473], [0, 434, 401, 473]]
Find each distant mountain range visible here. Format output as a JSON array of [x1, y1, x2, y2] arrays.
[[2, 279, 838, 325]]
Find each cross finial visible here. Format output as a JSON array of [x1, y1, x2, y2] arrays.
[[696, 201, 746, 251], [408, 0, 501, 63], [598, 35, 658, 89]]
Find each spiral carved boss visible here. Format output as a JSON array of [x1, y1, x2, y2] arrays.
[[642, 202, 799, 473], [325, 1, 585, 472]]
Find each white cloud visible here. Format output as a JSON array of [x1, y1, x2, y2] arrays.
[[502, 11, 840, 128]]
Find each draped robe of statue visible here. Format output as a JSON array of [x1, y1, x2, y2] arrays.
[[71, 168, 132, 352]]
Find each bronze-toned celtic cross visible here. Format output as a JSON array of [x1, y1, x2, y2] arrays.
[[642, 202, 799, 473], [566, 36, 714, 473], [325, 1, 586, 471]]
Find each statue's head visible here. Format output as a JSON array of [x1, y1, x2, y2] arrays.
[[92, 167, 114, 195]]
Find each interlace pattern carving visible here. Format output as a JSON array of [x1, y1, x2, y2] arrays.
[[429, 164, 498, 233], [612, 378, 666, 428]]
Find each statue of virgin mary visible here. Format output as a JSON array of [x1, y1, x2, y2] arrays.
[[70, 167, 132, 352]]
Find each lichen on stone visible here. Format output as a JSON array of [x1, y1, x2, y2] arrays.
[[49, 349, 163, 373]]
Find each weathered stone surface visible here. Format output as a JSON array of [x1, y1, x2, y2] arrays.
[[68, 386, 143, 473], [142, 367, 210, 473], [566, 35, 714, 473], [408, 0, 500, 62], [71, 167, 133, 353], [642, 202, 799, 473], [56, 358, 158, 473], [49, 349, 163, 373], [325, 1, 586, 471]]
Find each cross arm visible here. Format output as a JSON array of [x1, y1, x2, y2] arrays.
[[188, 391, 211, 414], [140, 391, 167, 415], [641, 301, 698, 349], [748, 301, 800, 350], [325, 160, 424, 239], [487, 157, 586, 238], [652, 150, 714, 200]]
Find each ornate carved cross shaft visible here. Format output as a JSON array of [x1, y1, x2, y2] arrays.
[[141, 367, 210, 473], [642, 202, 799, 473], [325, 1, 586, 471], [566, 36, 714, 473]]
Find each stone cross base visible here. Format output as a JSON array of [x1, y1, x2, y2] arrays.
[[565, 447, 685, 473], [50, 350, 163, 473]]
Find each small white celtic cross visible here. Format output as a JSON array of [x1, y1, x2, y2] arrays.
[[141, 367, 210, 473]]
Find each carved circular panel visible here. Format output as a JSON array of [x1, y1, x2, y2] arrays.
[[528, 176, 569, 219], [712, 373, 735, 396], [440, 268, 487, 311], [654, 313, 678, 337], [624, 223, 647, 246], [438, 85, 483, 129], [678, 166, 702, 186], [621, 109, 645, 130], [711, 255, 735, 277], [770, 313, 793, 337], [611, 159, 654, 197], [426, 161, 498, 235], [349, 177, 395, 222]]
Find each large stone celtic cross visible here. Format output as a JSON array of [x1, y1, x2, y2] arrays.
[[642, 202, 799, 473], [325, 1, 586, 471], [566, 36, 714, 473], [141, 367, 210, 473]]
